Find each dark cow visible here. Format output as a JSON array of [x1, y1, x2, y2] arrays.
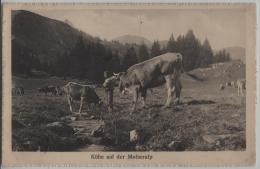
[[38, 85, 57, 96], [64, 82, 102, 114], [12, 87, 24, 96], [226, 82, 232, 87], [115, 52, 183, 113], [55, 86, 65, 96]]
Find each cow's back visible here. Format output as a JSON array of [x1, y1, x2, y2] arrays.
[[65, 82, 84, 100], [126, 52, 182, 87], [65, 82, 100, 103]]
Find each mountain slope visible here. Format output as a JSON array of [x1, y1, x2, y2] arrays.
[[12, 10, 95, 62], [186, 60, 245, 84]]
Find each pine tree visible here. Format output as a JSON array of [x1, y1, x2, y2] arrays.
[[199, 39, 214, 67], [167, 34, 177, 52], [182, 30, 201, 70], [213, 49, 231, 63], [151, 40, 161, 58], [122, 47, 138, 70], [138, 43, 149, 62]]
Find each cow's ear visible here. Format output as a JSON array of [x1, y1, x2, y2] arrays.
[[113, 72, 119, 76], [113, 72, 126, 77]]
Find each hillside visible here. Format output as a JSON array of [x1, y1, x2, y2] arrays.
[[12, 10, 95, 63], [112, 34, 152, 47], [185, 60, 245, 84]]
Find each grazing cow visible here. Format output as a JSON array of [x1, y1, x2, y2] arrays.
[[103, 75, 121, 112], [219, 84, 225, 90], [237, 79, 246, 96], [12, 87, 24, 96], [64, 82, 102, 114], [38, 85, 57, 96], [103, 75, 119, 90], [226, 82, 232, 87], [115, 52, 183, 114], [55, 86, 65, 96], [231, 81, 236, 88]]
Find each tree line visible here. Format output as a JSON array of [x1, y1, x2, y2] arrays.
[[12, 29, 230, 83]]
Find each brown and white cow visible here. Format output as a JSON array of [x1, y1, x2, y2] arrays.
[[237, 79, 246, 96], [219, 84, 225, 90], [63, 82, 102, 114], [103, 75, 120, 112], [115, 52, 183, 114], [231, 81, 236, 88]]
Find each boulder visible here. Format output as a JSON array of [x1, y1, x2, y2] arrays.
[[167, 140, 184, 151], [130, 130, 139, 142]]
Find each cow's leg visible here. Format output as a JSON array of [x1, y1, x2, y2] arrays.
[[107, 90, 114, 112], [78, 97, 85, 115], [174, 79, 182, 104], [164, 76, 175, 108], [237, 85, 241, 96], [131, 86, 139, 115], [140, 89, 147, 108], [67, 96, 73, 113]]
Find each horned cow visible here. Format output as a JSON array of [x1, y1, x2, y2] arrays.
[[63, 82, 102, 114], [114, 52, 183, 114]]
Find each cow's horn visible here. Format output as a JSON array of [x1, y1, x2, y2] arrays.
[[113, 72, 120, 76]]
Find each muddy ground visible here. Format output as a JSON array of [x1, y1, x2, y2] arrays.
[[12, 61, 246, 151]]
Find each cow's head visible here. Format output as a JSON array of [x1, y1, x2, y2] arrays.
[[103, 73, 122, 89], [113, 72, 130, 94], [176, 53, 184, 73]]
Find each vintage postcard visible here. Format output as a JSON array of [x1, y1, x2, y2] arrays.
[[1, 3, 256, 166]]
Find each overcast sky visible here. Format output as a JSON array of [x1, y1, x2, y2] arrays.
[[32, 8, 246, 50]]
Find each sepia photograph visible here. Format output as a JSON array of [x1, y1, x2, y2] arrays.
[[1, 3, 256, 166]]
